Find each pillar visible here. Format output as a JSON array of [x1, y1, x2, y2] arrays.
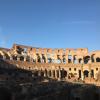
[[44, 69, 47, 77], [38, 70, 41, 76], [72, 56, 74, 63], [94, 58, 96, 63], [55, 70, 58, 79], [51, 70, 54, 78], [24, 57, 26, 61], [47, 70, 49, 77], [58, 69, 61, 80], [17, 57, 20, 61], [81, 64, 84, 80], [3, 56, 6, 60], [45, 58, 48, 63], [10, 56, 13, 60]]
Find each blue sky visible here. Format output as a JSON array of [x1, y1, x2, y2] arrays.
[[0, 0, 100, 51]]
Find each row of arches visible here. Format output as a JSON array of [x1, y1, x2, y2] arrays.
[[29, 68, 68, 79], [0, 50, 100, 64]]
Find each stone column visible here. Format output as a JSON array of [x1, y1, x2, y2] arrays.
[[10, 56, 13, 60], [82, 58, 84, 64], [17, 57, 20, 61], [46, 58, 48, 63], [47, 70, 49, 77], [58, 69, 61, 80], [43, 70, 46, 77], [3, 56, 6, 60], [81, 64, 84, 80], [55, 70, 57, 79], [51, 70, 54, 78], [24, 57, 26, 61], [72, 56, 74, 63], [35, 58, 38, 63], [44, 69, 47, 77], [38, 70, 41, 76], [94, 57, 96, 63]]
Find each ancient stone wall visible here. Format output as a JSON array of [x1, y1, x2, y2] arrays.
[[0, 44, 100, 82]]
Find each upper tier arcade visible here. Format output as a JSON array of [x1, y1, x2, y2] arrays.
[[0, 44, 100, 64]]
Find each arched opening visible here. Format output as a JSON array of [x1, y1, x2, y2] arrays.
[[26, 56, 30, 62], [0, 54, 3, 59], [20, 56, 24, 61], [68, 55, 72, 63], [64, 70, 67, 77], [96, 57, 100, 62], [33, 70, 38, 77], [5, 53, 10, 60], [84, 70, 89, 78], [84, 56, 90, 64], [52, 70, 55, 77], [79, 58, 83, 64], [62, 55, 66, 64], [12, 55, 17, 60], [42, 54, 46, 63], [48, 70, 51, 77], [16, 46, 24, 54], [44, 69, 47, 77], [40, 70, 44, 77], [56, 70, 59, 78], [91, 70, 94, 78], [57, 55, 62, 63], [37, 54, 41, 63], [73, 55, 78, 64], [48, 58, 52, 63], [68, 73, 74, 79], [91, 54, 95, 62], [61, 69, 67, 79]]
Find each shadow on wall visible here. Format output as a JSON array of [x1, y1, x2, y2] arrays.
[[0, 59, 100, 100]]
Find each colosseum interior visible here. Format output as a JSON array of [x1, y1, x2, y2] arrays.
[[0, 43, 100, 84], [0, 43, 100, 100]]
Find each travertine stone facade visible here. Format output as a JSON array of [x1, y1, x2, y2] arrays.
[[0, 44, 100, 81]]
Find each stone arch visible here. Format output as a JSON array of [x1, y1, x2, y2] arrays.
[[42, 54, 46, 63], [68, 73, 75, 79], [96, 57, 100, 62], [44, 68, 47, 77], [12, 55, 17, 60], [32, 54, 37, 63], [26, 55, 30, 62], [84, 56, 90, 64], [0, 51, 4, 59], [0, 53, 3, 59], [62, 55, 66, 63], [57, 55, 62, 63], [73, 55, 78, 64], [79, 58, 83, 64], [83, 70, 89, 78], [48, 58, 52, 63], [4, 53, 10, 60], [68, 55, 73, 63], [20, 56, 24, 61], [61, 68, 67, 79], [48, 70, 52, 77], [7, 52, 13, 60], [91, 54, 95, 62], [36, 54, 41, 63], [39, 69, 44, 77], [97, 70, 100, 81]]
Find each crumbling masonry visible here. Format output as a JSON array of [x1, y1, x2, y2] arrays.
[[0, 44, 100, 82]]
